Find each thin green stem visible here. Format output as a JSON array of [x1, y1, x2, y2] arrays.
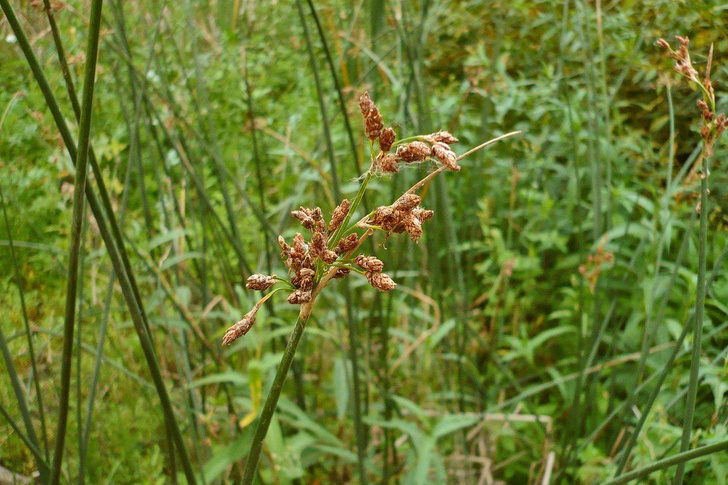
[[607, 438, 728, 485], [52, 0, 104, 481], [674, 151, 710, 484]]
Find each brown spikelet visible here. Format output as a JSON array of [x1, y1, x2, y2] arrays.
[[298, 267, 315, 291], [335, 233, 359, 255], [393, 193, 421, 211], [310, 232, 327, 260], [396, 141, 431, 162], [370, 206, 399, 232], [404, 215, 423, 241], [332, 267, 351, 279], [287, 289, 312, 304], [431, 142, 460, 171], [365, 271, 396, 291], [246, 274, 277, 291], [321, 249, 339, 264], [413, 207, 434, 222], [355, 255, 385, 272], [423, 131, 459, 144], [329, 199, 351, 233], [376, 153, 399, 173], [379, 127, 396, 152], [222, 307, 259, 345], [291, 207, 315, 230], [359, 92, 384, 140]]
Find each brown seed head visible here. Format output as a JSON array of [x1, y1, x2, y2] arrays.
[[291, 207, 315, 230], [396, 141, 431, 162], [365, 271, 396, 291], [424, 131, 459, 144], [332, 267, 351, 279], [355, 255, 385, 272], [335, 233, 359, 255], [321, 249, 339, 264], [413, 207, 434, 222], [432, 142, 461, 171], [376, 153, 400, 173], [222, 307, 259, 345], [359, 92, 384, 141], [297, 267, 315, 291], [379, 127, 396, 152], [246, 274, 277, 291], [310, 231, 327, 259], [370, 206, 399, 232], [329, 199, 351, 233], [287, 289, 312, 304], [404, 215, 423, 242], [393, 193, 421, 211]]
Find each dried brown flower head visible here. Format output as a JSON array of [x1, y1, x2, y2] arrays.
[[365, 271, 396, 291], [393, 193, 421, 211], [246, 274, 277, 291], [379, 127, 396, 152], [335, 233, 359, 255], [329, 199, 351, 233], [431, 142, 461, 171], [424, 131, 459, 144], [222, 307, 259, 345], [359, 92, 384, 141], [355, 255, 385, 272], [396, 141, 431, 163], [376, 153, 400, 173]]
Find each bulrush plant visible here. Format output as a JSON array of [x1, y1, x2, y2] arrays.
[[656, 36, 727, 485], [227, 92, 519, 483]]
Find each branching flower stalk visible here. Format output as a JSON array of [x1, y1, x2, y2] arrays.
[[226, 92, 520, 484], [658, 36, 727, 485]]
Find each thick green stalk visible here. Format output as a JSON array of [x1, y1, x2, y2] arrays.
[[606, 438, 728, 485], [240, 312, 311, 484], [51, 0, 104, 482], [674, 153, 710, 484]]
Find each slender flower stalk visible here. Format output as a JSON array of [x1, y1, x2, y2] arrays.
[[227, 92, 520, 484], [656, 36, 727, 485]]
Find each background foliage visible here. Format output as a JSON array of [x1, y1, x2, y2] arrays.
[[1, 0, 728, 483]]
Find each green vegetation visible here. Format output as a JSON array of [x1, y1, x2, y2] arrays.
[[1, 1, 728, 483]]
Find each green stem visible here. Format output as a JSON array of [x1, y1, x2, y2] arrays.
[[674, 147, 710, 484], [606, 438, 728, 485], [240, 310, 311, 484], [52, 0, 104, 482]]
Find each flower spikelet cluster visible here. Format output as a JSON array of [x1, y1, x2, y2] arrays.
[[369, 193, 434, 242], [356, 255, 396, 291], [658, 36, 728, 152], [222, 91, 481, 346]]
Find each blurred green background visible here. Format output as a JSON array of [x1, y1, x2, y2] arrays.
[[1, 0, 728, 483]]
